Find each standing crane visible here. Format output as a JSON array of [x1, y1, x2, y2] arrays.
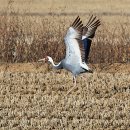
[[38, 15, 101, 95]]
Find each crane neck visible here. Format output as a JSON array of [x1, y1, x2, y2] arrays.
[[49, 58, 62, 69]]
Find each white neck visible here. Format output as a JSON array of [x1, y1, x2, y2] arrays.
[[49, 59, 56, 67], [48, 56, 61, 69]]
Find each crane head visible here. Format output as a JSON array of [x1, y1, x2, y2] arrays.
[[38, 56, 48, 63], [38, 56, 53, 63]]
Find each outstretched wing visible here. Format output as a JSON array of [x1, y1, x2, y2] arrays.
[[64, 16, 84, 64], [82, 15, 101, 63], [82, 15, 101, 39]]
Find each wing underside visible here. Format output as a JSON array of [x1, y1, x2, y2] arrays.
[[64, 15, 101, 64], [64, 16, 84, 64]]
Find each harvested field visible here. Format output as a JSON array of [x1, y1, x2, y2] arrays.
[[0, 63, 130, 129], [0, 0, 130, 130]]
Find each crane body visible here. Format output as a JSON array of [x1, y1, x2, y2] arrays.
[[38, 15, 101, 95]]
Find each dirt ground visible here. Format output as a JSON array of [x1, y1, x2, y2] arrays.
[[0, 63, 130, 130]]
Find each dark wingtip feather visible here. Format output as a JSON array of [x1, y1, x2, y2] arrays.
[[86, 15, 97, 27], [89, 19, 101, 28], [71, 16, 83, 31], [83, 15, 101, 38], [71, 16, 80, 27], [86, 15, 101, 28]]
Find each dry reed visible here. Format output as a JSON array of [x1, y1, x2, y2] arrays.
[[0, 0, 130, 64], [0, 14, 130, 63]]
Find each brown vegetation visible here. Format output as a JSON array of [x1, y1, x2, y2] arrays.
[[0, 63, 130, 129], [1, 0, 130, 14], [0, 0, 130, 130], [0, 14, 130, 64], [0, 0, 130, 64]]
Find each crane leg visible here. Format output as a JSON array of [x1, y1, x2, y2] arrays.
[[65, 76, 77, 96]]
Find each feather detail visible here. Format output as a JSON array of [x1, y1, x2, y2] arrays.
[[64, 16, 83, 64]]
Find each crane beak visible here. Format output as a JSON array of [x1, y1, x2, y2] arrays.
[[38, 56, 48, 63], [38, 58, 46, 62]]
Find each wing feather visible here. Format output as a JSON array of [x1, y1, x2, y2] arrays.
[[64, 15, 100, 65], [64, 16, 83, 64], [83, 15, 101, 39], [72, 16, 80, 27], [81, 15, 101, 63], [86, 15, 96, 27]]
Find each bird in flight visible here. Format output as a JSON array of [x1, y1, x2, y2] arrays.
[[38, 15, 101, 95]]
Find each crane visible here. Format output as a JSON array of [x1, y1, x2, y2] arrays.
[[38, 15, 101, 95]]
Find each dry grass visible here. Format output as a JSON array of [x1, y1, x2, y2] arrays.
[[0, 0, 130, 130], [0, 0, 130, 64], [0, 14, 130, 63], [1, 0, 130, 14], [0, 63, 130, 130]]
